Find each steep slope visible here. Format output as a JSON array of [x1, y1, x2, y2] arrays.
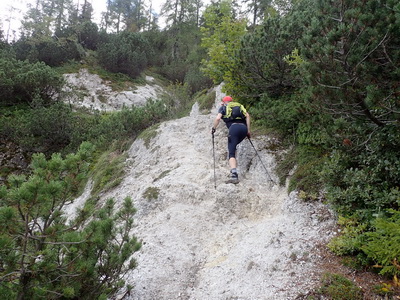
[[103, 85, 336, 299]]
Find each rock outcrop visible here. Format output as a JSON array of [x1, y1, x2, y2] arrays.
[[63, 69, 164, 112]]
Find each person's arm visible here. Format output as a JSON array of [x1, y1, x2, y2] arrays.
[[245, 112, 251, 137], [212, 113, 223, 133]]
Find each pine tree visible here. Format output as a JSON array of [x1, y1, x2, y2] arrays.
[[0, 142, 141, 299], [300, 0, 400, 127], [161, 0, 204, 27], [104, 0, 149, 33], [225, 0, 312, 100]]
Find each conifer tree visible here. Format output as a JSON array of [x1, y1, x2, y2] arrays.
[[0, 142, 141, 299], [161, 0, 204, 27], [243, 0, 273, 26], [104, 0, 149, 32], [300, 0, 400, 127], [228, 16, 298, 101]]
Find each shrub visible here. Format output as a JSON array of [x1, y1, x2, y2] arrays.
[[77, 21, 99, 50], [249, 95, 302, 140], [158, 60, 188, 83], [0, 53, 63, 105], [97, 32, 153, 79], [276, 145, 327, 193], [328, 211, 400, 279], [0, 143, 141, 299], [36, 38, 82, 66], [14, 37, 83, 67], [183, 44, 213, 94], [10, 101, 74, 153], [159, 83, 193, 118], [322, 125, 400, 215], [328, 215, 369, 256], [362, 210, 400, 278]]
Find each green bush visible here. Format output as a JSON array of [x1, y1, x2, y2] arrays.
[[276, 145, 327, 194], [249, 94, 303, 140], [227, 11, 304, 101], [362, 210, 400, 278], [328, 215, 369, 256], [158, 60, 188, 83], [328, 211, 400, 279], [5, 102, 74, 153], [183, 44, 213, 94], [97, 32, 153, 79], [84, 111, 126, 150], [184, 65, 213, 94], [300, 0, 400, 129], [14, 37, 83, 67], [0, 85, 188, 157], [159, 83, 193, 118], [0, 53, 63, 105], [322, 126, 400, 215], [288, 156, 326, 195], [36, 38, 83, 66], [73, 100, 167, 152], [77, 21, 100, 50], [0, 143, 141, 299]]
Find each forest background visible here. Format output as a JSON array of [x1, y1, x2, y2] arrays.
[[0, 0, 399, 299]]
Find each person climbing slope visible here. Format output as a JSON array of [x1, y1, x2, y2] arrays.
[[211, 96, 250, 184]]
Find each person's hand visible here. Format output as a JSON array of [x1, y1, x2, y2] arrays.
[[211, 127, 216, 134], [247, 132, 251, 138]]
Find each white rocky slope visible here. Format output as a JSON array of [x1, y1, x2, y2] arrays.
[[85, 85, 337, 300], [63, 69, 164, 111]]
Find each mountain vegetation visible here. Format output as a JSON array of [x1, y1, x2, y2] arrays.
[[0, 0, 399, 298]]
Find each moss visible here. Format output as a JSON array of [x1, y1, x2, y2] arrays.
[[316, 273, 364, 300], [137, 124, 159, 149], [143, 186, 160, 200]]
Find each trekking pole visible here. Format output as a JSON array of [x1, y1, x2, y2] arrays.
[[212, 132, 217, 189], [248, 138, 275, 184]]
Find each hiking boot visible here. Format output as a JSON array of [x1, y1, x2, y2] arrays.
[[227, 171, 239, 184]]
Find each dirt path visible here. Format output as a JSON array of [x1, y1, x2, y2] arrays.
[[103, 85, 336, 300]]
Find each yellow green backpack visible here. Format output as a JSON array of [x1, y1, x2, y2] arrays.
[[224, 102, 246, 120]]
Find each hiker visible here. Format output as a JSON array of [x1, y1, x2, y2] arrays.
[[211, 96, 250, 183]]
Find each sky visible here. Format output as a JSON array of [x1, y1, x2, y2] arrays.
[[0, 0, 165, 40]]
